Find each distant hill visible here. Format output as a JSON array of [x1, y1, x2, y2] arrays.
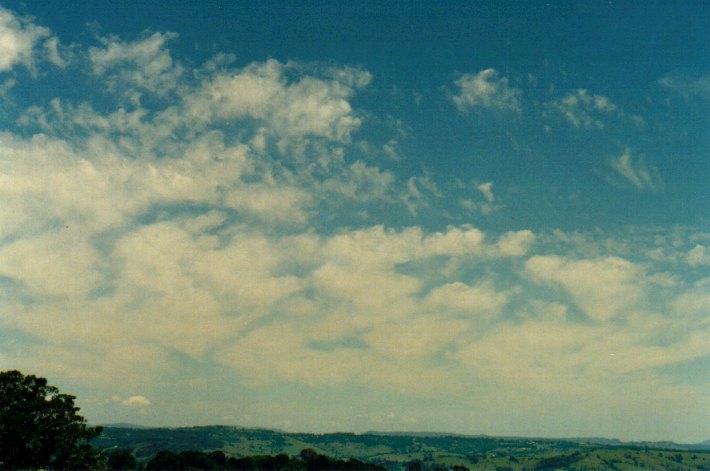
[[93, 425, 710, 470], [102, 423, 151, 429]]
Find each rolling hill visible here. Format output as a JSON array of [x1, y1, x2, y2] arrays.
[[92, 425, 710, 470]]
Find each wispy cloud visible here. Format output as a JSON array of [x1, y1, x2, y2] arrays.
[[112, 395, 151, 407], [547, 88, 621, 129], [451, 68, 522, 113], [659, 72, 710, 100], [477, 181, 495, 203], [609, 148, 663, 191]]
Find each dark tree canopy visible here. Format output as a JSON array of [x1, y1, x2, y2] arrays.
[[107, 448, 138, 470], [0, 370, 103, 469]]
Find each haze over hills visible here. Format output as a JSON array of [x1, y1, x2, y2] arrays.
[[97, 424, 710, 449]]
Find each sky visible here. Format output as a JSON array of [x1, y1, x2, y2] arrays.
[[0, 0, 708, 443]]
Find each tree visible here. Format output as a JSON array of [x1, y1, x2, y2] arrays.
[[145, 450, 185, 470], [0, 370, 103, 469], [107, 448, 137, 470]]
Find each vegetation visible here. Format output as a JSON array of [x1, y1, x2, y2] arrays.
[[95, 426, 710, 470], [0, 370, 104, 470], [140, 448, 386, 470]]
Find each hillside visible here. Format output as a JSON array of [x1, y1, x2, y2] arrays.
[[93, 426, 710, 470]]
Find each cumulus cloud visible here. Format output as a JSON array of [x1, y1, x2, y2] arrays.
[[425, 281, 510, 317], [525, 255, 644, 321], [0, 6, 52, 71], [452, 69, 522, 113], [186, 59, 371, 142], [495, 230, 535, 257], [686, 245, 710, 266], [609, 148, 663, 191], [89, 32, 182, 99]]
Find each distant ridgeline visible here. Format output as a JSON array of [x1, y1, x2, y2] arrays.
[[94, 425, 710, 470]]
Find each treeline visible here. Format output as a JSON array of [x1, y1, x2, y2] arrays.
[[106, 448, 387, 470]]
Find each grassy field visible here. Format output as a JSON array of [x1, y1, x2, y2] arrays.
[[93, 426, 710, 470]]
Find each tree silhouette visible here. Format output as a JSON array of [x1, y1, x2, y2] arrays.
[[0, 370, 103, 469], [107, 448, 138, 470]]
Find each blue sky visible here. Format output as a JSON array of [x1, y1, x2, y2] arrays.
[[0, 1, 708, 443]]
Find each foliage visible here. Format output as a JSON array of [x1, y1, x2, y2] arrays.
[[107, 448, 138, 470], [533, 451, 583, 470], [96, 426, 710, 470], [0, 370, 103, 470], [142, 448, 386, 470]]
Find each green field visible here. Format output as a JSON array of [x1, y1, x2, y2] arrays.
[[93, 426, 710, 470]]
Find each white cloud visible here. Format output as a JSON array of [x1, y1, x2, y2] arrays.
[[454, 315, 710, 399], [0, 6, 50, 71], [452, 69, 522, 113], [365, 316, 469, 359], [548, 88, 620, 129], [224, 184, 312, 224], [187, 59, 371, 142], [113, 395, 151, 406], [0, 230, 101, 298], [322, 160, 394, 202], [425, 281, 510, 317], [609, 148, 663, 191], [659, 72, 710, 100], [686, 244, 710, 266], [43, 37, 65, 67], [403, 175, 441, 215], [476, 181, 494, 203], [495, 230, 535, 257], [89, 32, 182, 98], [525, 255, 644, 321]]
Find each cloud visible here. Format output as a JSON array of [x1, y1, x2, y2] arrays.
[[495, 230, 535, 257], [0, 230, 101, 298], [686, 245, 710, 266], [609, 148, 663, 191], [186, 59, 371, 142], [548, 88, 620, 129], [458, 181, 501, 215], [476, 181, 494, 203], [403, 175, 441, 215], [1, 16, 708, 441], [424, 281, 510, 317], [451, 69, 522, 113], [0, 6, 51, 71], [322, 160, 394, 202], [455, 315, 710, 399], [89, 32, 182, 99], [43, 37, 66, 67], [525, 255, 644, 321], [113, 395, 151, 406], [659, 72, 710, 100]]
